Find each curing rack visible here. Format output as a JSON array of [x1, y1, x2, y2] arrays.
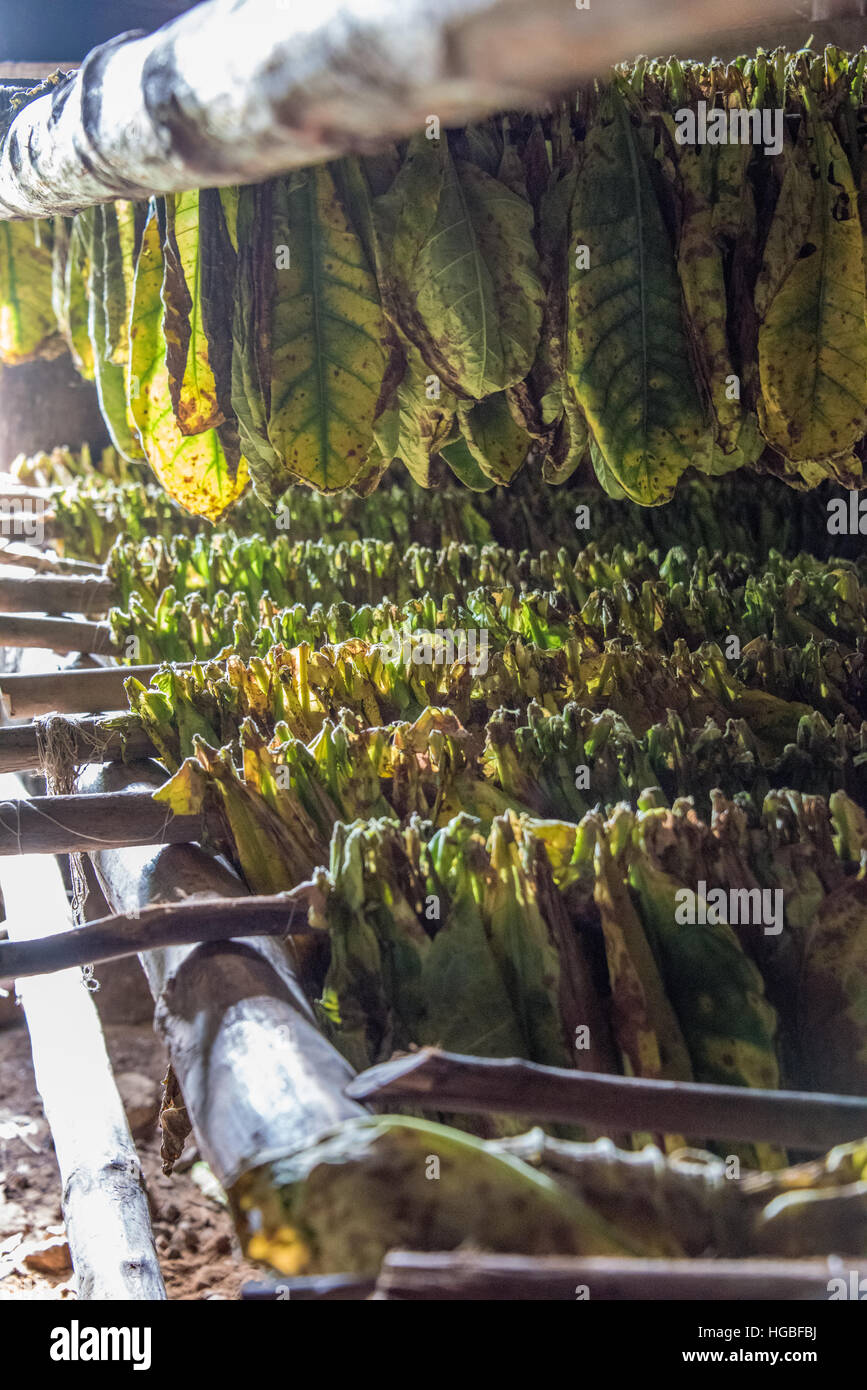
[[1, 0, 867, 1302], [3, 486, 867, 1302]]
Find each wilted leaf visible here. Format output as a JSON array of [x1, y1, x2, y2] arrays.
[[265, 167, 390, 495], [88, 205, 145, 462], [128, 204, 249, 520], [459, 391, 532, 485], [163, 190, 224, 435], [374, 135, 544, 399], [0, 218, 61, 365], [799, 875, 867, 1095], [567, 90, 707, 505], [55, 212, 95, 379], [756, 98, 867, 474]]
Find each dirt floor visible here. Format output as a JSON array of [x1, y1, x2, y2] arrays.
[[0, 1011, 267, 1301]]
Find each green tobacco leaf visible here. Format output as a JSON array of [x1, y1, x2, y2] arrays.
[[265, 167, 390, 495], [668, 131, 760, 462], [88, 206, 145, 463], [0, 218, 60, 366], [799, 876, 867, 1096], [567, 91, 706, 505], [756, 97, 867, 472], [439, 433, 498, 491], [163, 190, 224, 435], [458, 391, 532, 485], [57, 212, 95, 379], [128, 203, 249, 520], [374, 135, 544, 399], [103, 201, 138, 367], [230, 183, 285, 490], [382, 335, 457, 487]]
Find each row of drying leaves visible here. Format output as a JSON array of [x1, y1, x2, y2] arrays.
[[120, 644, 867, 1151], [2, 46, 867, 518]]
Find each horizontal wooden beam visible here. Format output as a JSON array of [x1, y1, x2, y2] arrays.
[[0, 543, 102, 574], [0, 572, 115, 616], [0, 0, 801, 219], [373, 1251, 867, 1301], [0, 613, 117, 655], [0, 890, 312, 977], [0, 663, 164, 717], [0, 717, 155, 775], [347, 1048, 867, 1152], [0, 788, 207, 854]]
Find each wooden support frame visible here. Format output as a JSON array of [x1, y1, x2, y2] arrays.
[[0, 890, 312, 977], [372, 1251, 867, 1301]]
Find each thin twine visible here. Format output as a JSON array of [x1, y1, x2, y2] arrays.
[[34, 715, 94, 986], [0, 796, 175, 848]]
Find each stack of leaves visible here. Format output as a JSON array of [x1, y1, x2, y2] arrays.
[[235, 1115, 867, 1276], [132, 648, 867, 1122]]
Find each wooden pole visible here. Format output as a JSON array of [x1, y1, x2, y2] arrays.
[[0, 0, 801, 220], [347, 1048, 867, 1152], [82, 759, 365, 1196], [0, 573, 115, 616], [0, 789, 208, 854], [0, 890, 313, 977], [0, 771, 165, 1300], [0, 613, 117, 654], [373, 1251, 867, 1301], [0, 663, 164, 717], [0, 543, 102, 574], [0, 716, 155, 775]]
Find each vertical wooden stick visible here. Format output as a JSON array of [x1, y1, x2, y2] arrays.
[[0, 772, 166, 1300]]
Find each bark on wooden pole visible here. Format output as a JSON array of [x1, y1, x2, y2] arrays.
[[0, 788, 207, 854], [0, 573, 115, 616], [0, 890, 313, 977], [373, 1251, 867, 1301], [0, 771, 165, 1300], [0, 0, 801, 220], [0, 663, 163, 717], [0, 543, 102, 574], [347, 1048, 867, 1152], [82, 759, 365, 1198], [0, 613, 116, 654]]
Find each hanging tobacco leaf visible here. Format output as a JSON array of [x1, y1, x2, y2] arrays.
[[54, 212, 96, 379], [103, 200, 138, 367], [128, 203, 248, 519], [264, 167, 391, 496], [458, 392, 532, 485], [756, 93, 867, 478], [663, 123, 762, 468], [162, 190, 225, 436], [230, 183, 286, 494], [88, 205, 144, 463], [0, 218, 61, 365], [567, 89, 707, 505], [373, 134, 544, 400]]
